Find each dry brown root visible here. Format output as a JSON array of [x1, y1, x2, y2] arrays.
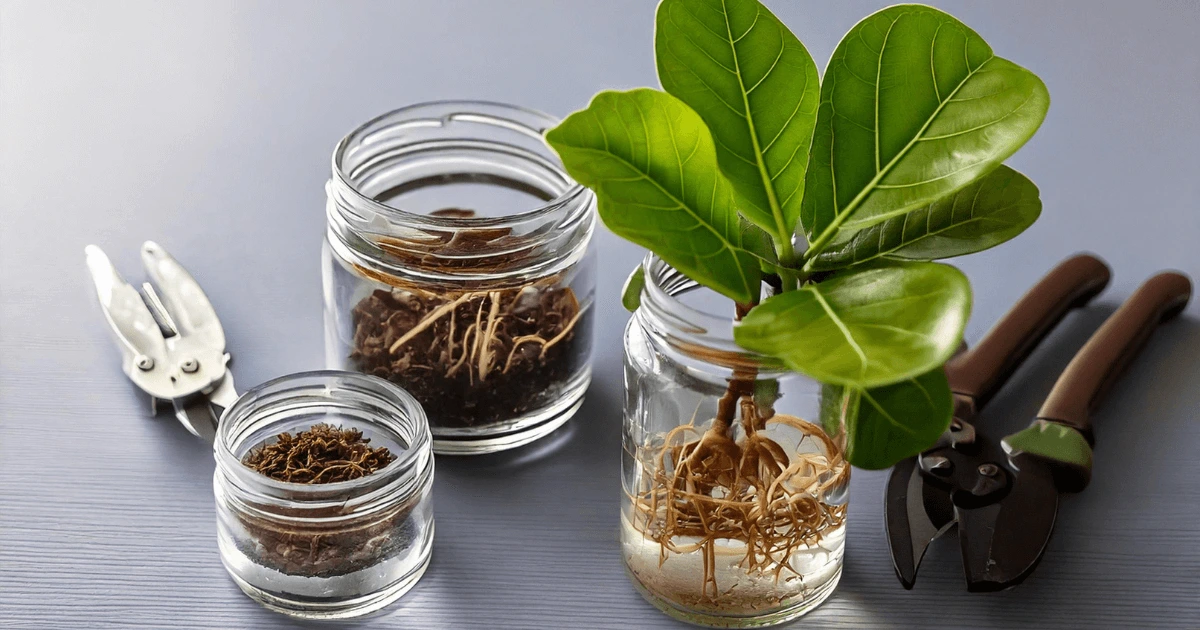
[[631, 395, 848, 601], [368, 274, 582, 386]]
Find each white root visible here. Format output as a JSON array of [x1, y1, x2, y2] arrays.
[[446, 303, 457, 361], [631, 410, 848, 601], [384, 280, 582, 385], [468, 298, 485, 365]]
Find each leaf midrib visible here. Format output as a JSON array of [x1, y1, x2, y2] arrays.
[[718, 0, 790, 245], [821, 199, 1031, 263], [807, 285, 869, 377]]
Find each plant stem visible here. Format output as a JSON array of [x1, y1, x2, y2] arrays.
[[774, 237, 800, 292], [713, 301, 761, 431], [779, 267, 799, 292]]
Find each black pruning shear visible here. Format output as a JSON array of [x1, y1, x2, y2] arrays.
[[885, 254, 1192, 592]]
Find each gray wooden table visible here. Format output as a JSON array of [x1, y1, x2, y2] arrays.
[[2, 1, 1198, 628]]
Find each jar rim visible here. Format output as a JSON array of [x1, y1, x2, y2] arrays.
[[636, 254, 786, 371], [330, 99, 590, 230], [214, 370, 431, 496]]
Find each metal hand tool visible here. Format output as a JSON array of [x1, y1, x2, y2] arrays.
[[886, 255, 1191, 591], [85, 241, 236, 442]]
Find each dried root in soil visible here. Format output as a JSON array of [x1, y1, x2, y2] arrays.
[[242, 423, 396, 484], [351, 276, 583, 427], [349, 207, 587, 427]]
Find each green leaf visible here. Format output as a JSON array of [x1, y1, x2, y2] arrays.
[[546, 88, 761, 303], [733, 261, 971, 388], [740, 218, 779, 273], [823, 368, 954, 470], [622, 265, 646, 312], [810, 165, 1042, 270], [656, 0, 820, 244], [800, 5, 1050, 255]]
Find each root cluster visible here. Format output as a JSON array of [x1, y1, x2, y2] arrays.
[[242, 423, 395, 484], [350, 276, 584, 427], [631, 391, 848, 600]]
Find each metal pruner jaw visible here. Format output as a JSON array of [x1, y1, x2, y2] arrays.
[[85, 244, 169, 385], [140, 241, 226, 351], [86, 242, 231, 412]]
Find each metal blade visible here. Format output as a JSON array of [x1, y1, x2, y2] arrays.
[[85, 244, 168, 374], [173, 397, 219, 442], [207, 368, 238, 412], [886, 456, 956, 589], [171, 372, 237, 443], [140, 241, 226, 351], [956, 455, 1060, 592], [141, 281, 179, 338]]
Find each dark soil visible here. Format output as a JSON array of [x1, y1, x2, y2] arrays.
[[349, 282, 588, 428], [234, 496, 418, 578]]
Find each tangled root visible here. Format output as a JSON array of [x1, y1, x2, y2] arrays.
[[631, 396, 848, 600]]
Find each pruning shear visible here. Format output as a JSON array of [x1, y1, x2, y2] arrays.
[[886, 254, 1192, 592], [85, 241, 236, 443]]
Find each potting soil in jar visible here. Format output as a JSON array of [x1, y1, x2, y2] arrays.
[[348, 209, 590, 431], [235, 424, 415, 578]]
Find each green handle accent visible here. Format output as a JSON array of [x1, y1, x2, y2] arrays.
[[1003, 420, 1093, 492]]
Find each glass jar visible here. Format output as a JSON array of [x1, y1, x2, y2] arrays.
[[323, 101, 596, 455], [214, 371, 434, 620], [621, 255, 850, 628]]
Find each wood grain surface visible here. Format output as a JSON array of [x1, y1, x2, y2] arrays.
[[2, 1, 1198, 628]]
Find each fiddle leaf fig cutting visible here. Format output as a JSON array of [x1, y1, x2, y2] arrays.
[[547, 0, 1049, 469]]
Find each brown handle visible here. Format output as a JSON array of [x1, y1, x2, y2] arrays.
[[1037, 272, 1192, 444], [947, 254, 1112, 410]]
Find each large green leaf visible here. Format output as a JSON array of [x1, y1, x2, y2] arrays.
[[810, 165, 1041, 270], [656, 0, 820, 245], [546, 89, 761, 303], [800, 5, 1050, 256], [822, 369, 953, 470], [734, 261, 971, 388]]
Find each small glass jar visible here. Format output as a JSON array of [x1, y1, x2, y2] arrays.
[[323, 101, 596, 455], [214, 371, 434, 620], [621, 255, 850, 628]]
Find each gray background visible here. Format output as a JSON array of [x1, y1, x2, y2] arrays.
[[2, 1, 1198, 628]]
